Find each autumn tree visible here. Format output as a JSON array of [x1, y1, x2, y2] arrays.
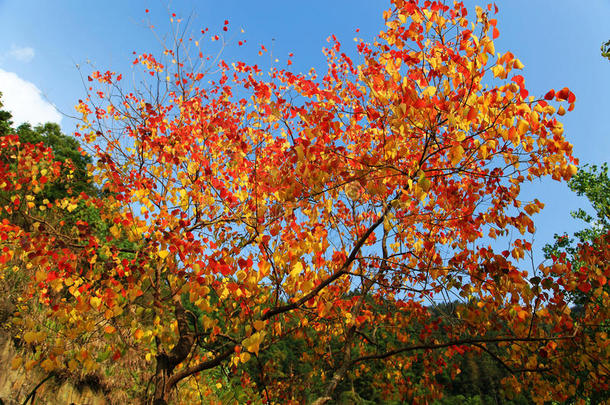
[[3, 1, 609, 404], [0, 94, 100, 328], [545, 163, 609, 268], [543, 163, 610, 404]]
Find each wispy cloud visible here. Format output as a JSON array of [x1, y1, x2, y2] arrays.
[[7, 44, 35, 62], [0, 69, 61, 126]]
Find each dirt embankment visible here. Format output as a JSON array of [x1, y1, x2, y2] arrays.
[[0, 334, 109, 405]]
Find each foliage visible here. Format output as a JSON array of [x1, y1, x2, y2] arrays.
[[15, 122, 96, 201], [602, 40, 610, 61], [0, 94, 97, 220], [545, 163, 609, 260], [0, 96, 94, 323], [543, 164, 610, 404], [1, 1, 609, 404], [544, 163, 609, 307], [0, 93, 13, 137]]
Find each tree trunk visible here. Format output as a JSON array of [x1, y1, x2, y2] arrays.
[[151, 296, 195, 404]]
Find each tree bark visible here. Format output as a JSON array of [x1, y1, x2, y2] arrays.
[[151, 295, 195, 404]]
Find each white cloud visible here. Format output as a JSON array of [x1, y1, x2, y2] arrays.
[[0, 69, 62, 126], [8, 45, 35, 63]]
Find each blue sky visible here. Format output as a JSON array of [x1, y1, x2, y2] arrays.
[[0, 0, 608, 263]]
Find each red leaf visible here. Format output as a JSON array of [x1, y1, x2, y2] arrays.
[[520, 88, 529, 98], [578, 282, 592, 293], [568, 91, 576, 103], [544, 90, 555, 100], [511, 75, 524, 87], [556, 87, 570, 101], [220, 264, 232, 276], [467, 107, 477, 121]]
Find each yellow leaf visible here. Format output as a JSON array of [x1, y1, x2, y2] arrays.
[[567, 164, 578, 177], [517, 119, 529, 136], [301, 278, 314, 293], [345, 182, 360, 200], [68, 359, 79, 371], [110, 224, 121, 238], [486, 40, 495, 55], [90, 296, 102, 309], [23, 331, 38, 344], [290, 262, 303, 278], [491, 65, 505, 79], [258, 261, 271, 278], [179, 189, 189, 210], [83, 358, 96, 372], [418, 172, 431, 192], [25, 360, 37, 371], [240, 352, 251, 363], [35, 270, 46, 283], [422, 86, 436, 98], [41, 358, 56, 372], [11, 356, 23, 370], [243, 331, 266, 355], [202, 316, 214, 330], [236, 270, 247, 282], [158, 250, 170, 259], [450, 145, 464, 166], [253, 320, 265, 331], [400, 103, 407, 116], [513, 59, 525, 69]]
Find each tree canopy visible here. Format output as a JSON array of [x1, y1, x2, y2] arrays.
[[1, 1, 608, 404]]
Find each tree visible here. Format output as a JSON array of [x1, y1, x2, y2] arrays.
[[0, 93, 13, 137], [3, 1, 608, 404], [0, 94, 98, 324], [543, 164, 610, 403], [0, 93, 95, 202], [545, 163, 609, 265], [15, 122, 96, 200]]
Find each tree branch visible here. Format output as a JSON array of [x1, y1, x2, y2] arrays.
[[167, 346, 234, 390], [262, 198, 396, 320], [351, 334, 578, 366]]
